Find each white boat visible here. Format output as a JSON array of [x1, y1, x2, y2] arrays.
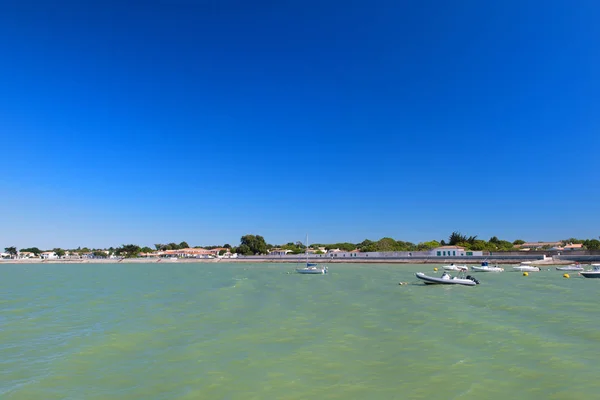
[[513, 262, 540, 272], [296, 265, 327, 274], [442, 263, 468, 271], [556, 263, 584, 271], [296, 234, 327, 275], [471, 261, 504, 272], [581, 264, 600, 278], [415, 272, 479, 286], [471, 265, 504, 272]]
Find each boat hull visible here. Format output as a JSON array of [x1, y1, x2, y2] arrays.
[[415, 272, 477, 286], [556, 266, 584, 271], [513, 266, 540, 272], [581, 272, 600, 278], [442, 265, 468, 271], [296, 267, 326, 274], [471, 266, 504, 272]]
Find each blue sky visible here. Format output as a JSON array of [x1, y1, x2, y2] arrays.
[[1, 0, 599, 249]]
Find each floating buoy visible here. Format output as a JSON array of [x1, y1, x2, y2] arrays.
[[563, 273, 570, 278], [399, 282, 407, 285], [523, 272, 529, 277], [433, 267, 438, 271]]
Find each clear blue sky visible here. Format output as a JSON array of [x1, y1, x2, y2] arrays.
[[1, 0, 599, 249]]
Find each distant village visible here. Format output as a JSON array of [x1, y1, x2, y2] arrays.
[[0, 240, 591, 261]]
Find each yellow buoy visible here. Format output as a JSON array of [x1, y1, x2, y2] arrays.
[[433, 267, 438, 271], [563, 273, 570, 278], [523, 272, 529, 276]]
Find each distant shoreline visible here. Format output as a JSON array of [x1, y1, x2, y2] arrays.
[[0, 257, 574, 265]]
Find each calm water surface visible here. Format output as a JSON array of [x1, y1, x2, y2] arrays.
[[1, 263, 599, 399]]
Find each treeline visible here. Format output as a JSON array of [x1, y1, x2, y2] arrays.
[[5, 232, 599, 259]]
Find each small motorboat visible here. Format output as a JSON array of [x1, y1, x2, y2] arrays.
[[471, 265, 504, 272], [581, 264, 600, 278], [556, 263, 584, 271], [442, 263, 468, 271], [513, 262, 540, 272], [415, 272, 479, 286], [471, 261, 504, 272]]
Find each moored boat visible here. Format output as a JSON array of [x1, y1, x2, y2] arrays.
[[581, 264, 600, 278], [471, 265, 504, 272], [556, 263, 584, 271], [296, 265, 327, 274], [513, 262, 540, 272], [442, 263, 468, 271], [471, 261, 504, 272], [296, 234, 327, 275], [415, 272, 479, 286]]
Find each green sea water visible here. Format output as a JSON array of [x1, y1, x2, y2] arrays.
[[1, 262, 599, 399]]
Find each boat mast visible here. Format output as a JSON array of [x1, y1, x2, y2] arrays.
[[305, 233, 308, 265]]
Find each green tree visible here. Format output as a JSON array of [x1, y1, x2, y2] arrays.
[[448, 232, 467, 245], [281, 242, 305, 254], [325, 242, 356, 252], [236, 244, 251, 255], [20, 247, 42, 255], [513, 239, 525, 245], [53, 248, 66, 258], [218, 249, 228, 256], [357, 239, 374, 251], [469, 240, 490, 251], [239, 234, 268, 255], [115, 244, 142, 258], [396, 240, 416, 251], [92, 250, 107, 258], [416, 240, 440, 251], [496, 240, 515, 250], [375, 237, 400, 251], [584, 239, 600, 250], [562, 238, 584, 245], [140, 246, 154, 253], [4, 246, 17, 258], [179, 241, 189, 249]]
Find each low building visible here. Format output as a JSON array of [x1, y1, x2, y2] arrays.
[[564, 243, 583, 251], [40, 251, 58, 260], [517, 241, 562, 250], [18, 251, 36, 259], [430, 246, 483, 257], [269, 249, 293, 256], [161, 248, 220, 258]]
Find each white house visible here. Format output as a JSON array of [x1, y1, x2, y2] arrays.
[[40, 251, 58, 260], [430, 246, 483, 257], [268, 249, 293, 256], [18, 251, 36, 259]]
